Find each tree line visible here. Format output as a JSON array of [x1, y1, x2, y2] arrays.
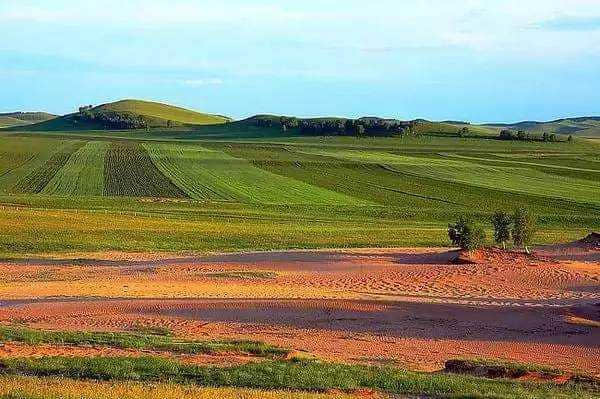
[[75, 109, 150, 129], [498, 129, 572, 143], [253, 116, 418, 137], [448, 208, 536, 253]]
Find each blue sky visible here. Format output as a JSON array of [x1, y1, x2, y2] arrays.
[[1, 0, 600, 122]]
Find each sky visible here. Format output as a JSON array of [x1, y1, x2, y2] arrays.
[[1, 0, 600, 122]]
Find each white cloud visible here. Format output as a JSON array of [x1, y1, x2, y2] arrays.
[[1, 0, 600, 74], [180, 78, 224, 87]]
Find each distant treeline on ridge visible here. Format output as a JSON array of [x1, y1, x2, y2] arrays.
[[252, 115, 416, 137]]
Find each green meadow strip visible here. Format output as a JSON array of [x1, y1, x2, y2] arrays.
[[0, 356, 596, 399], [144, 142, 368, 205], [41, 141, 108, 196], [12, 141, 87, 194], [0, 326, 286, 357]]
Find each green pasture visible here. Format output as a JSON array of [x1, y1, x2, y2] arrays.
[[0, 130, 598, 256]]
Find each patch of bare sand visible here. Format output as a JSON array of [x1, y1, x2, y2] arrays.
[[535, 233, 600, 263], [0, 247, 598, 304], [1, 298, 599, 375], [0, 247, 598, 375]]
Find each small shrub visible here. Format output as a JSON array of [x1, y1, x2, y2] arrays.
[[448, 217, 486, 250]]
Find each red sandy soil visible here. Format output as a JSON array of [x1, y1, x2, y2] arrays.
[[0, 244, 598, 374], [535, 232, 600, 262]]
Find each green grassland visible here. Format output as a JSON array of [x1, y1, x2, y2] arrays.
[[8, 100, 229, 132], [0, 112, 56, 128], [0, 115, 599, 256], [0, 116, 27, 128], [97, 99, 230, 125], [486, 116, 600, 138], [0, 355, 597, 399]]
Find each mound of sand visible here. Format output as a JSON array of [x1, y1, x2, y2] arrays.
[[535, 233, 600, 262], [451, 247, 542, 265]]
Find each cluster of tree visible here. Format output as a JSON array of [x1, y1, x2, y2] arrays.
[[252, 116, 417, 137], [448, 208, 537, 252], [78, 105, 94, 113], [498, 129, 566, 143], [457, 127, 469, 137], [75, 110, 150, 129]]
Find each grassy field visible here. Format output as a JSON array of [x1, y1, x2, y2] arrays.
[[487, 116, 600, 138], [0, 356, 597, 399], [0, 325, 286, 357], [95, 99, 230, 125], [9, 100, 229, 132], [0, 377, 351, 399], [0, 129, 598, 256]]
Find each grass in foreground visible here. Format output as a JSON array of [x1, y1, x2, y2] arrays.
[[0, 356, 597, 399], [0, 376, 350, 399], [0, 326, 287, 357]]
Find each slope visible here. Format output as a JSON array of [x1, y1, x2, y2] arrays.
[[0, 116, 27, 128], [4, 100, 230, 132], [0, 112, 56, 127], [485, 117, 600, 138]]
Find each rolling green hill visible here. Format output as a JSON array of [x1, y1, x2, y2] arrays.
[[5, 100, 230, 131], [0, 112, 56, 127], [0, 116, 27, 128], [485, 117, 600, 138], [96, 99, 231, 125]]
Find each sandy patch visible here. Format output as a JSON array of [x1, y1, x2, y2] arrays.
[[0, 247, 598, 374]]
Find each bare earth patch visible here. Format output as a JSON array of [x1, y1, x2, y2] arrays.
[[0, 246, 598, 375]]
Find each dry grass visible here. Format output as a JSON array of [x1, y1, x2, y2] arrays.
[[565, 315, 600, 328], [0, 376, 351, 399]]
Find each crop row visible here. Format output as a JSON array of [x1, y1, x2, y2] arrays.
[[144, 143, 363, 205], [41, 141, 108, 196], [13, 141, 87, 194], [104, 141, 187, 198]]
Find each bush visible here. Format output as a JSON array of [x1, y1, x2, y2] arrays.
[[448, 217, 486, 250], [512, 208, 536, 253], [491, 211, 512, 249]]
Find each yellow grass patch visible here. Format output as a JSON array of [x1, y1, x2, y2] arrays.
[[0, 376, 353, 399], [565, 315, 600, 328]]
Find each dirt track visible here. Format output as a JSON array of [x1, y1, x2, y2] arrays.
[[0, 247, 599, 373]]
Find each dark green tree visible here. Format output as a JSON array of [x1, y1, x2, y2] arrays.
[[448, 217, 486, 250], [499, 130, 515, 140], [457, 127, 469, 137], [491, 211, 512, 249], [512, 208, 536, 254], [355, 124, 366, 137]]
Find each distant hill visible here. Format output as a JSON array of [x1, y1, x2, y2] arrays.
[[158, 114, 500, 140], [6, 100, 230, 131], [484, 117, 600, 138], [0, 112, 56, 127]]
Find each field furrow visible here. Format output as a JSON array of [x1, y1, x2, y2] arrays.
[[292, 148, 600, 206], [104, 142, 187, 199], [42, 141, 108, 196], [0, 138, 80, 193], [12, 141, 87, 194], [144, 143, 367, 205]]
